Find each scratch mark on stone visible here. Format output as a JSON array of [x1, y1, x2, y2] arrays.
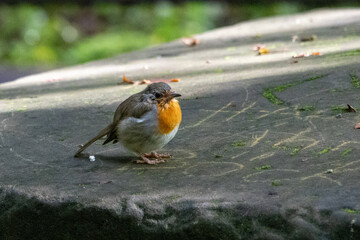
[[250, 130, 269, 147], [243, 169, 299, 182], [273, 128, 312, 147], [274, 122, 287, 128], [335, 159, 360, 171], [249, 152, 275, 162], [0, 132, 4, 147], [242, 87, 249, 107], [226, 101, 256, 121], [301, 173, 342, 186], [302, 140, 320, 150], [11, 148, 42, 165], [214, 163, 244, 177], [183, 162, 244, 177], [231, 151, 249, 159], [289, 88, 332, 102], [307, 119, 325, 142], [257, 107, 288, 119], [331, 141, 359, 152], [192, 102, 232, 127]]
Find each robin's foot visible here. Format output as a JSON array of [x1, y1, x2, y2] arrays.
[[136, 155, 166, 165], [144, 151, 172, 159]]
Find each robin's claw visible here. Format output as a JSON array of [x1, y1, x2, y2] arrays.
[[144, 151, 172, 159], [157, 153, 172, 158], [136, 156, 166, 165]]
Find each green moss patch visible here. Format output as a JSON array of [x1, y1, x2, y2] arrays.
[[271, 180, 282, 186], [232, 141, 246, 147], [263, 75, 325, 105], [298, 105, 315, 111], [350, 73, 360, 88], [341, 148, 352, 157], [291, 147, 301, 156], [344, 208, 360, 214], [331, 105, 349, 112], [317, 147, 331, 155], [254, 165, 272, 170]]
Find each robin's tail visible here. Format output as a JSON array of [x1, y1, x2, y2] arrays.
[[74, 124, 113, 157]]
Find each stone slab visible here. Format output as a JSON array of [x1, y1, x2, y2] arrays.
[[1, 9, 360, 239]]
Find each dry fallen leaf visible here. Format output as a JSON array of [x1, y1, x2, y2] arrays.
[[292, 35, 316, 42], [292, 52, 320, 58], [300, 35, 317, 42], [258, 47, 269, 55], [253, 44, 269, 55], [355, 123, 360, 129], [123, 75, 134, 84], [150, 78, 180, 83], [347, 104, 356, 112], [292, 53, 307, 58], [140, 79, 152, 84], [253, 44, 265, 51], [181, 37, 199, 46], [292, 35, 298, 43], [128, 78, 181, 85]]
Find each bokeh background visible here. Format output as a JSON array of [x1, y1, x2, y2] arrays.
[[0, 1, 359, 68]]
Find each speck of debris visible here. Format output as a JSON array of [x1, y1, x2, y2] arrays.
[[89, 155, 96, 162], [100, 180, 112, 184], [326, 169, 333, 173], [336, 114, 342, 118]]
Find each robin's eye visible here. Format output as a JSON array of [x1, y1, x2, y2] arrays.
[[155, 93, 161, 98]]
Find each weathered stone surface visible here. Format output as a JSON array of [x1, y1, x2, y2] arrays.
[[1, 9, 360, 239]]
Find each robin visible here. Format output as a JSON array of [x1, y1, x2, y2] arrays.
[[74, 82, 182, 164]]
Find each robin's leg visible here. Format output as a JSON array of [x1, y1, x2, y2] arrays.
[[136, 155, 166, 165], [144, 151, 172, 159]]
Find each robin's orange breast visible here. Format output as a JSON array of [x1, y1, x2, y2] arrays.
[[157, 99, 182, 134]]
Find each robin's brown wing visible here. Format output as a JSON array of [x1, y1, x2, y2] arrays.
[[103, 93, 155, 145]]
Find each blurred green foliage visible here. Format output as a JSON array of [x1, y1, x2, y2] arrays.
[[0, 1, 353, 67]]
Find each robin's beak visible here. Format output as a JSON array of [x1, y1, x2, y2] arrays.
[[162, 91, 181, 103], [170, 92, 181, 98]]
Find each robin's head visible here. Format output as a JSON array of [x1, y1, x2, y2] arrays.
[[144, 82, 181, 104]]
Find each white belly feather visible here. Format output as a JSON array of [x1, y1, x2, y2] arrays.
[[116, 110, 179, 154]]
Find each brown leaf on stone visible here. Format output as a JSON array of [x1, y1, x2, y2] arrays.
[[355, 123, 360, 129], [139, 79, 152, 84], [292, 52, 320, 58], [123, 75, 134, 84], [258, 47, 269, 55], [149, 78, 180, 83], [253, 44, 265, 51], [300, 35, 317, 42], [292, 53, 307, 58], [347, 104, 356, 112], [123, 77, 180, 85], [181, 37, 199, 46], [253, 44, 269, 55]]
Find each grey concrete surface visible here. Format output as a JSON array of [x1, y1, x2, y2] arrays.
[[1, 9, 360, 239]]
